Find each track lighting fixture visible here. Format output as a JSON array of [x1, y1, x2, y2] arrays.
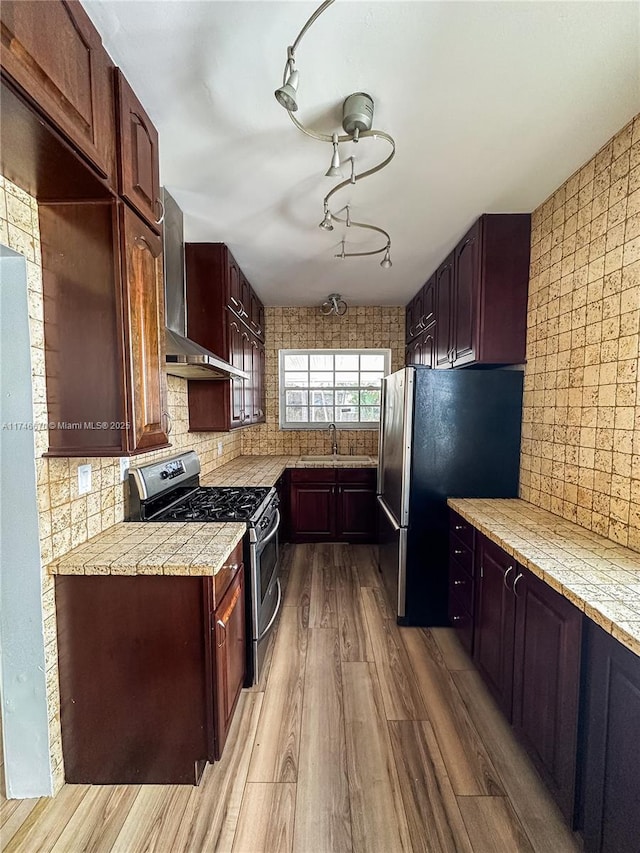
[[274, 0, 395, 268]]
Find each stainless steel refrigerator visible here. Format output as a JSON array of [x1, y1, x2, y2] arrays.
[[377, 366, 523, 625]]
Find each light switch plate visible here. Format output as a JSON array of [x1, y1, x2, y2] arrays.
[[77, 464, 92, 495], [120, 457, 130, 483]]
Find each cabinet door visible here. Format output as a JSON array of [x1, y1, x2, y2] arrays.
[[115, 70, 161, 232], [512, 569, 582, 824], [473, 536, 517, 718], [453, 221, 480, 366], [405, 338, 421, 366], [435, 255, 454, 367], [290, 484, 335, 541], [421, 275, 436, 329], [405, 302, 413, 344], [250, 290, 265, 339], [120, 204, 169, 453], [419, 326, 436, 368], [336, 484, 377, 542], [228, 318, 245, 429], [580, 621, 640, 853], [240, 329, 253, 426], [253, 338, 266, 423], [226, 252, 243, 318], [0, 0, 116, 183], [213, 568, 246, 759]]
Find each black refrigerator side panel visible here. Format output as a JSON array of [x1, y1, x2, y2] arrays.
[[403, 367, 522, 625]]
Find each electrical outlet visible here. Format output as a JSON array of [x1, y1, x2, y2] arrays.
[[120, 457, 130, 483], [77, 464, 92, 495], [217, 441, 223, 457]]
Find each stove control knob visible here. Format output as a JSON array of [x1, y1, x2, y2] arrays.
[[160, 471, 169, 479]]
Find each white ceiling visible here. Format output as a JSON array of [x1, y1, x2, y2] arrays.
[[82, 1, 640, 307]]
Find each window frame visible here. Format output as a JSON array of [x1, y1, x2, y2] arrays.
[[278, 348, 391, 430]]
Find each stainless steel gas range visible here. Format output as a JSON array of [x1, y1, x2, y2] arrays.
[[128, 451, 281, 684]]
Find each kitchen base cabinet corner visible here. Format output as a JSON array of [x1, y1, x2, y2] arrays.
[[55, 564, 245, 785], [579, 619, 640, 853]]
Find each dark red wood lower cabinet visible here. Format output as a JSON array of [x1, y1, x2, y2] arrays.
[[579, 620, 640, 853], [336, 484, 377, 542], [289, 468, 377, 543], [290, 483, 335, 541], [512, 569, 582, 824], [473, 536, 517, 718], [213, 569, 246, 759]]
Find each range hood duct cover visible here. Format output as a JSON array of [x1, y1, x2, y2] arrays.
[[162, 188, 248, 381]]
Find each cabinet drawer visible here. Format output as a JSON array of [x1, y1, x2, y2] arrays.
[[290, 468, 336, 483], [448, 591, 473, 654], [336, 467, 376, 485], [449, 534, 474, 578], [449, 511, 474, 548], [213, 540, 244, 608], [449, 558, 473, 613]]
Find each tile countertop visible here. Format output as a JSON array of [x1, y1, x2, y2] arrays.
[[200, 454, 378, 487], [47, 521, 246, 577], [448, 498, 640, 658]]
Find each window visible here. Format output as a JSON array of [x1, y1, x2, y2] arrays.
[[279, 349, 390, 429]]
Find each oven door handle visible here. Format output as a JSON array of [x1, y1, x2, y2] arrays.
[[257, 577, 282, 642], [258, 509, 280, 547]]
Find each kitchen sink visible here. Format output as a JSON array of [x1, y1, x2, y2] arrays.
[[299, 454, 372, 463]]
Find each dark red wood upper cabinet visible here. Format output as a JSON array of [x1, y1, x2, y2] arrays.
[[512, 569, 582, 824], [453, 221, 480, 366], [213, 568, 246, 759], [115, 70, 161, 233], [120, 204, 169, 453], [0, 0, 116, 184], [435, 255, 454, 368], [473, 535, 518, 718], [580, 620, 640, 853], [421, 275, 436, 329]]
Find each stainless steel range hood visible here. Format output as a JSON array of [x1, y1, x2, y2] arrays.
[[162, 188, 248, 381]]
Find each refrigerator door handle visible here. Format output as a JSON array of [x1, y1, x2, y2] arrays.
[[377, 378, 387, 495], [377, 494, 401, 531]]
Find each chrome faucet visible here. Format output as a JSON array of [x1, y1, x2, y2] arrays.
[[328, 423, 339, 456]]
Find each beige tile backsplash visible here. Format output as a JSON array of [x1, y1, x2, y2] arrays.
[[241, 306, 404, 456], [520, 114, 640, 552]]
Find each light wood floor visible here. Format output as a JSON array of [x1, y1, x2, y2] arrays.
[[0, 543, 581, 853]]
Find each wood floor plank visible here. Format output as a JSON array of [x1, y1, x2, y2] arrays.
[[362, 588, 427, 720], [293, 629, 352, 853], [452, 670, 580, 852], [0, 795, 39, 831], [342, 662, 412, 853], [400, 627, 502, 796], [172, 692, 264, 853], [351, 544, 383, 589], [49, 785, 141, 853], [4, 784, 89, 853], [336, 561, 374, 662], [231, 783, 296, 853], [109, 785, 191, 853], [389, 720, 473, 853], [458, 796, 534, 853], [309, 544, 338, 628], [283, 545, 311, 626], [1, 798, 48, 851], [430, 627, 475, 671], [247, 606, 308, 783]]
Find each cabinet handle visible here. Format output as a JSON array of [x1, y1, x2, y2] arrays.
[[225, 563, 239, 572], [453, 579, 465, 586], [454, 524, 465, 531], [162, 410, 172, 436], [452, 615, 463, 623], [512, 572, 523, 597], [216, 619, 226, 647], [251, 339, 258, 349], [154, 197, 165, 225], [454, 548, 463, 555], [258, 409, 264, 417], [503, 565, 514, 590]]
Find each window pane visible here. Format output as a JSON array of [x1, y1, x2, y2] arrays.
[[360, 354, 385, 371], [336, 407, 358, 422], [360, 372, 383, 387], [335, 390, 359, 406], [310, 372, 333, 387], [286, 406, 308, 422], [286, 390, 308, 405], [361, 406, 380, 421], [310, 354, 333, 370], [310, 407, 333, 422], [335, 354, 359, 371], [360, 389, 381, 405], [335, 372, 359, 387], [310, 390, 334, 406], [284, 354, 308, 371], [285, 372, 309, 387]]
